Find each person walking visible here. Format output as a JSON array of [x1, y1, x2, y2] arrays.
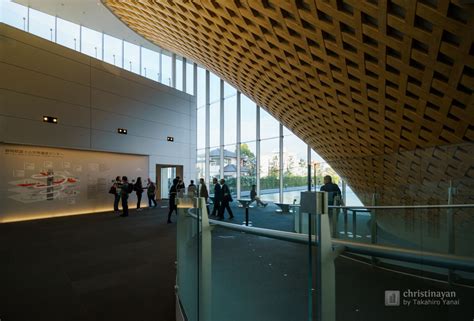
[[199, 178, 210, 214], [119, 176, 130, 217], [111, 176, 121, 213], [134, 177, 144, 211], [250, 184, 267, 207], [167, 178, 179, 223], [187, 180, 197, 196], [218, 178, 234, 220], [211, 177, 221, 217], [146, 178, 157, 208]]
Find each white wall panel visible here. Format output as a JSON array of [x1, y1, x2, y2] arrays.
[[0, 33, 91, 86], [0, 62, 91, 107], [0, 89, 91, 128], [3, 118, 91, 149]]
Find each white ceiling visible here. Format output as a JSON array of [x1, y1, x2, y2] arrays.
[[13, 0, 166, 53]]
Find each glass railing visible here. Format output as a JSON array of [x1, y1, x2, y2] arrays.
[[176, 192, 474, 321]]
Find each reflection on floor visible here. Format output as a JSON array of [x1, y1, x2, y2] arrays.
[[0, 205, 176, 321]]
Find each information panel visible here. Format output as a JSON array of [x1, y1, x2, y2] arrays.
[[0, 144, 149, 222]]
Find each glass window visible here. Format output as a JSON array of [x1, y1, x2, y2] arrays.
[[223, 144, 238, 195], [29, 8, 55, 41], [197, 67, 206, 108], [2, 1, 28, 31], [197, 104, 205, 149], [310, 149, 326, 190], [240, 95, 256, 143], [161, 52, 172, 86], [103, 34, 123, 67], [209, 72, 220, 103], [209, 101, 220, 148], [56, 17, 80, 51], [260, 138, 280, 201], [282, 135, 308, 203], [224, 93, 237, 145], [209, 147, 221, 187], [260, 108, 280, 140], [81, 26, 102, 59], [141, 46, 160, 81], [196, 149, 205, 182], [123, 41, 140, 74], [175, 56, 183, 91], [186, 61, 194, 95], [240, 142, 257, 194]]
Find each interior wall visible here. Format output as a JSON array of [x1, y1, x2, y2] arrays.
[[0, 23, 197, 220]]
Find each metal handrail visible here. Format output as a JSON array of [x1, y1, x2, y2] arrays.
[[186, 208, 474, 273], [328, 204, 474, 210]]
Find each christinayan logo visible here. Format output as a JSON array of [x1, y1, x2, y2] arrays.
[[385, 291, 400, 306], [385, 289, 460, 307]]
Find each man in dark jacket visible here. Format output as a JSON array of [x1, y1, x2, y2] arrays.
[[211, 177, 221, 216], [167, 178, 179, 223], [219, 179, 234, 220], [320, 175, 342, 205], [119, 176, 130, 217]]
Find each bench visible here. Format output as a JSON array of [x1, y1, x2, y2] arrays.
[[274, 203, 291, 213]]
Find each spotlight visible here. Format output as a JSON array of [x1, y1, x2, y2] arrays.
[[43, 116, 58, 124], [167, 136, 174, 142], [117, 128, 128, 135]]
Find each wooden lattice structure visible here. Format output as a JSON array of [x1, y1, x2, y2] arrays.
[[103, 0, 474, 205]]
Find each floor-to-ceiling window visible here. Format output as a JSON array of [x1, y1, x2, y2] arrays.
[[239, 96, 257, 194]]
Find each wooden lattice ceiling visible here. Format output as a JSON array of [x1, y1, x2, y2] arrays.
[[103, 0, 474, 204]]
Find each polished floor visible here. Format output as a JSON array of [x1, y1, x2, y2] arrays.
[[0, 206, 176, 321]]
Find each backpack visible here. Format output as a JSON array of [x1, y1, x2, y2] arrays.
[[127, 183, 134, 194]]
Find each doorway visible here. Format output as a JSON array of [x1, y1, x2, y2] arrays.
[[156, 164, 183, 200]]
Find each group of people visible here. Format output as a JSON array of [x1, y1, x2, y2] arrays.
[[112, 173, 341, 221], [110, 176, 157, 217], [166, 177, 235, 223]]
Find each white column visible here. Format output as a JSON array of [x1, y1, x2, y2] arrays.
[[193, 63, 198, 96], [256, 106, 261, 195], [158, 50, 163, 82], [236, 91, 241, 199], [171, 53, 177, 88], [279, 123, 284, 203], [121, 40, 124, 68], [307, 145, 312, 191], [54, 16, 58, 43], [79, 25, 82, 52], [139, 45, 142, 75], [101, 32, 105, 60], [205, 70, 210, 186], [219, 79, 225, 179], [26, 6, 30, 32], [182, 57, 187, 92]]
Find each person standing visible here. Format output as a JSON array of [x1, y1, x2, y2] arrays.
[[134, 177, 144, 211], [211, 177, 221, 217], [112, 176, 121, 213], [219, 178, 234, 219], [146, 178, 157, 208], [187, 180, 197, 196], [120, 176, 130, 217], [176, 176, 186, 195], [167, 178, 179, 223], [199, 178, 210, 214], [320, 175, 342, 205]]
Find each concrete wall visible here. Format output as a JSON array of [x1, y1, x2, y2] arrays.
[[0, 23, 197, 189]]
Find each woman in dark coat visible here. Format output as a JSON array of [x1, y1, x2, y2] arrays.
[[135, 177, 144, 211]]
